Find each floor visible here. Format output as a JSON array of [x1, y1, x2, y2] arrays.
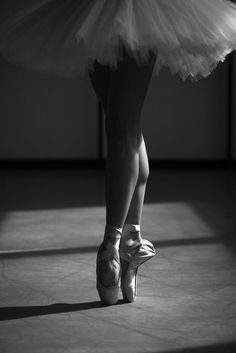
[[0, 168, 236, 353]]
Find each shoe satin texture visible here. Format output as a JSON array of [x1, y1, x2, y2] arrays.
[[96, 240, 121, 305], [119, 232, 156, 303]]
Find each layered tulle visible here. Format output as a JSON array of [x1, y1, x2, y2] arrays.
[[0, 0, 236, 81]]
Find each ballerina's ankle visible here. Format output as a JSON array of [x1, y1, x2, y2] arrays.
[[103, 223, 122, 250], [121, 223, 142, 245]]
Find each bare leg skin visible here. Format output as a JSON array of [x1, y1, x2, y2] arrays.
[[124, 134, 149, 225], [89, 46, 157, 231]]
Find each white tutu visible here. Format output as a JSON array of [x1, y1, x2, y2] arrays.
[[0, 0, 236, 81]]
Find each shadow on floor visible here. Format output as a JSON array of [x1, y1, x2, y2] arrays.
[[0, 300, 125, 321], [0, 236, 225, 259], [0, 169, 236, 255], [0, 169, 105, 211], [149, 341, 236, 353]]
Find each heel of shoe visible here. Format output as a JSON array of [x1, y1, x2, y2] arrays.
[[121, 258, 138, 303], [97, 279, 119, 305], [135, 267, 138, 297], [120, 237, 156, 302], [96, 238, 121, 305]]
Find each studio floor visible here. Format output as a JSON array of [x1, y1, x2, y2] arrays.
[[0, 167, 236, 353]]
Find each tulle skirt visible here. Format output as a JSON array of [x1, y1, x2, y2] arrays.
[[0, 0, 236, 81]]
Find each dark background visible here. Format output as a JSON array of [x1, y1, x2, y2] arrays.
[[0, 0, 235, 168]]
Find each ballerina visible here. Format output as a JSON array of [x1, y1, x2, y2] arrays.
[[0, 0, 236, 305]]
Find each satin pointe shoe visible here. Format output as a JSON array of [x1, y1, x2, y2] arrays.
[[96, 236, 121, 305], [119, 231, 156, 303]]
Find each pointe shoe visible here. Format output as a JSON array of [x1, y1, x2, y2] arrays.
[[119, 232, 156, 302], [96, 238, 121, 305]]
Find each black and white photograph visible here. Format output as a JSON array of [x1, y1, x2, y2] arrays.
[[0, 1, 236, 352]]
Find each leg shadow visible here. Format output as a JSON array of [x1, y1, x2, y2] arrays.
[[0, 299, 125, 321]]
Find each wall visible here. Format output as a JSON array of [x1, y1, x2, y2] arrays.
[[0, 1, 234, 161], [142, 61, 229, 160], [0, 58, 97, 159]]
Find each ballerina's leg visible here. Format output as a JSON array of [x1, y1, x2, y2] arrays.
[[103, 46, 157, 235], [88, 46, 157, 304]]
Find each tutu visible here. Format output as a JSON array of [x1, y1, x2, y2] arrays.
[[0, 0, 236, 81]]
